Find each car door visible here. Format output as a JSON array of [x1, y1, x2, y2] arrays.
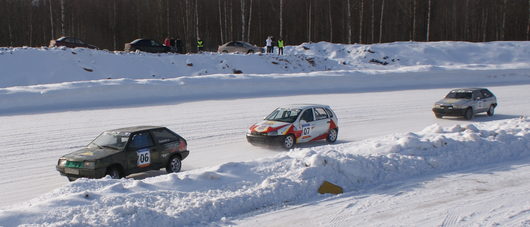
[[312, 107, 331, 139], [481, 89, 495, 108], [125, 131, 160, 174], [150, 128, 182, 165], [472, 90, 486, 112], [297, 108, 316, 143]]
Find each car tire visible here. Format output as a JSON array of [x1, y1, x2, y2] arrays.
[[434, 113, 443, 118], [247, 50, 254, 54], [67, 176, 77, 182], [464, 107, 474, 120], [222, 50, 228, 53], [282, 134, 295, 150], [487, 105, 495, 116], [106, 166, 123, 179], [326, 128, 338, 143], [166, 155, 182, 173]]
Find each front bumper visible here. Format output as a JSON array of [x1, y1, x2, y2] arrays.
[[56, 165, 106, 179], [246, 134, 285, 147], [432, 107, 467, 116]]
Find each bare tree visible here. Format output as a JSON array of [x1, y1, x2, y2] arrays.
[[426, 0, 432, 41], [280, 0, 283, 38], [347, 0, 352, 43], [247, 0, 253, 42], [379, 0, 385, 43], [60, 0, 65, 36], [218, 0, 224, 44], [371, 0, 375, 43], [359, 0, 364, 43], [48, 0, 54, 39], [328, 0, 333, 42], [241, 0, 246, 41]]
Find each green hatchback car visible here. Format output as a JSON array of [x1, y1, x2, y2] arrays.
[[57, 126, 189, 181]]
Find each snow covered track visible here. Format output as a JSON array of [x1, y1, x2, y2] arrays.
[[0, 118, 529, 226]]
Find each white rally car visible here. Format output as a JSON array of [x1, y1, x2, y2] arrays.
[[246, 104, 339, 149]]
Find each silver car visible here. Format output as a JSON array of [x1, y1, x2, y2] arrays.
[[218, 41, 263, 54], [432, 88, 497, 120]]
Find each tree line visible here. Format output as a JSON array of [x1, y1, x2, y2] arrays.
[[0, 0, 528, 52]]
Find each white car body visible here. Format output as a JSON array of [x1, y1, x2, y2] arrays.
[[246, 104, 339, 149]]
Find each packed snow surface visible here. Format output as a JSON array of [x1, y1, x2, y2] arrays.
[[1, 118, 529, 226], [0, 41, 530, 226]]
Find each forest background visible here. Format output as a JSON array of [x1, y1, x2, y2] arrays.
[[1, 0, 529, 52]]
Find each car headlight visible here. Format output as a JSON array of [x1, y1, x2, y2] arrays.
[[267, 131, 278, 136], [434, 104, 441, 108], [84, 161, 96, 169], [58, 159, 67, 166]]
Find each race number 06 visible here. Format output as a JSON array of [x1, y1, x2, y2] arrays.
[[137, 149, 151, 167]]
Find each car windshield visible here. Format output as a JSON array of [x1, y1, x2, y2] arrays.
[[265, 108, 302, 123], [446, 91, 472, 99], [88, 131, 131, 150]]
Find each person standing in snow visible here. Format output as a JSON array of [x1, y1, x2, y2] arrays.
[[265, 36, 273, 54], [197, 37, 204, 53], [277, 38, 284, 55], [163, 37, 171, 47]]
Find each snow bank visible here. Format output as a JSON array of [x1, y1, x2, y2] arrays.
[[1, 117, 529, 226], [1, 41, 529, 88], [1, 41, 530, 115]]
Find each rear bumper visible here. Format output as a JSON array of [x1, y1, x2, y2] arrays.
[[179, 150, 190, 160], [246, 134, 284, 146], [432, 107, 466, 116]]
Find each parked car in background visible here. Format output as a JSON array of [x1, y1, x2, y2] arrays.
[[49, 36, 97, 49], [246, 104, 339, 149], [56, 126, 189, 181], [432, 88, 497, 120], [124, 39, 172, 53], [218, 41, 263, 54]]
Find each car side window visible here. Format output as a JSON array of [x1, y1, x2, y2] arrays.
[[481, 89, 493, 98], [300, 109, 314, 122], [473, 91, 484, 100], [314, 108, 329, 120], [324, 108, 334, 118], [128, 132, 154, 150], [151, 129, 179, 144]]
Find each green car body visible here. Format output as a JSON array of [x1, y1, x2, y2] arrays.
[[56, 126, 189, 181]]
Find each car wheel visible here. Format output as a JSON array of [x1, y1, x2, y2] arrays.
[[166, 155, 182, 173], [326, 128, 338, 143], [282, 135, 295, 150], [222, 50, 228, 53], [106, 166, 123, 179], [247, 50, 254, 54], [464, 108, 473, 120], [487, 105, 495, 116], [434, 113, 443, 118], [67, 176, 77, 182]]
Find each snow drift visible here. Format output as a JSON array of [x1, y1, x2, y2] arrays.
[[1, 117, 529, 226]]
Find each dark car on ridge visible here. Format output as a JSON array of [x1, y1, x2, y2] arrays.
[[56, 126, 189, 181], [124, 39, 172, 53], [49, 36, 97, 49]]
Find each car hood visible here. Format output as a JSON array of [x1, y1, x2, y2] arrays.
[[251, 120, 291, 132], [435, 98, 470, 105], [62, 147, 121, 161]]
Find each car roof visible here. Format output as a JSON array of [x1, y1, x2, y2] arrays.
[[451, 88, 488, 92], [107, 126, 164, 133], [279, 104, 332, 109]]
